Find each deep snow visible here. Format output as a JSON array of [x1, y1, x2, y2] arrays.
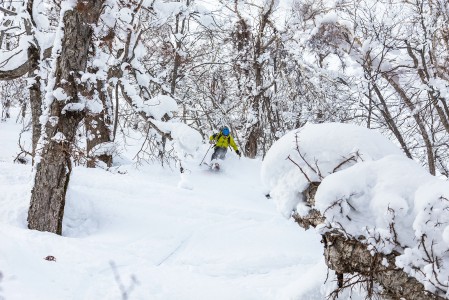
[[0, 116, 326, 300], [261, 123, 449, 297]]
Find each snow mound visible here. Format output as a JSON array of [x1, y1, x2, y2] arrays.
[[317, 154, 449, 295], [316, 154, 430, 252], [143, 94, 178, 120], [261, 122, 402, 217], [263, 122, 449, 296]]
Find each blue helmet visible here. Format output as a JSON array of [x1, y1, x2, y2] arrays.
[[222, 127, 230, 136]]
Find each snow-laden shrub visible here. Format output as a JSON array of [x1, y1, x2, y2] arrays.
[[261, 122, 401, 217], [262, 122, 449, 297]]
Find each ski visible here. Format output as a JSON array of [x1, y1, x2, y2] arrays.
[[211, 162, 220, 171], [202, 162, 220, 171]]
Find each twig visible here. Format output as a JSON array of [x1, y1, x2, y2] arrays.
[[287, 154, 312, 183], [294, 133, 318, 175], [332, 153, 358, 173], [110, 261, 139, 300]]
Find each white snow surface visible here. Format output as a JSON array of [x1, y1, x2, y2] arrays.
[[0, 117, 327, 300], [144, 95, 178, 120], [0, 36, 34, 71], [263, 122, 449, 297], [261, 122, 402, 217], [53, 87, 68, 101], [154, 121, 203, 157]]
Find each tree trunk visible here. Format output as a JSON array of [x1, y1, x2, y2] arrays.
[[27, 45, 42, 159], [241, 1, 276, 158], [28, 0, 105, 234], [362, 61, 413, 159], [293, 183, 444, 300], [383, 74, 436, 175], [244, 125, 260, 158], [322, 233, 443, 300], [86, 83, 113, 168]]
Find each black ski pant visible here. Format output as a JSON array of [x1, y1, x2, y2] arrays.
[[211, 146, 227, 160]]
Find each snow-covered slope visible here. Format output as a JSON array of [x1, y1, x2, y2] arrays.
[[0, 119, 326, 300]]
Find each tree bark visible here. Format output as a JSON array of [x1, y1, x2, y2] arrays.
[[27, 44, 42, 159], [28, 0, 105, 234], [293, 183, 445, 300], [86, 82, 113, 168], [322, 233, 443, 300], [240, 0, 277, 158]]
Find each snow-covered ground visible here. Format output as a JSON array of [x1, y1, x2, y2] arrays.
[[0, 116, 326, 300]]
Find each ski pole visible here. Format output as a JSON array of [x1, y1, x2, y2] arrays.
[[199, 144, 213, 165]]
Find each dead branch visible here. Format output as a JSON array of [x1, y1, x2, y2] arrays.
[[332, 152, 358, 173], [294, 132, 320, 176], [287, 154, 312, 182]]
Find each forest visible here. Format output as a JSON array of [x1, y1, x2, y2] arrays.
[[0, 0, 448, 299]]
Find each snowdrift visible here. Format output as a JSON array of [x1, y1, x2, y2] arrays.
[[262, 122, 449, 297], [0, 119, 326, 300]]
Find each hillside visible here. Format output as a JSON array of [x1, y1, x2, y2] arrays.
[[0, 119, 325, 300]]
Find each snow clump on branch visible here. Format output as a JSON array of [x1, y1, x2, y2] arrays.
[[262, 122, 449, 296], [261, 122, 401, 217]]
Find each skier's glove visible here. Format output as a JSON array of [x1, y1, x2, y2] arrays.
[[209, 140, 215, 145], [236, 150, 241, 157]]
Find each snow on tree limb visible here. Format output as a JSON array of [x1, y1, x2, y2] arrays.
[[0, 7, 18, 16], [0, 57, 32, 80], [118, 78, 173, 140], [262, 123, 449, 298], [261, 123, 401, 217], [0, 36, 33, 78]]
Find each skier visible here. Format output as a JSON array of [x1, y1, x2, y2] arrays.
[[209, 126, 241, 165]]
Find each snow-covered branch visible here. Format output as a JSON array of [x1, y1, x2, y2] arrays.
[[262, 123, 449, 298]]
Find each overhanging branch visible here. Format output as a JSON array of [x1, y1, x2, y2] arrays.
[[0, 7, 17, 16], [117, 81, 173, 141], [0, 45, 52, 80], [0, 59, 31, 80]]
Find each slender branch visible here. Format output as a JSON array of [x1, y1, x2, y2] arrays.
[[332, 153, 358, 173], [0, 7, 17, 16], [0, 57, 31, 80], [287, 154, 312, 183], [294, 133, 318, 175]]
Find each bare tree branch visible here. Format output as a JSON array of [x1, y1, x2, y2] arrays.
[[0, 59, 31, 80], [0, 7, 17, 16]]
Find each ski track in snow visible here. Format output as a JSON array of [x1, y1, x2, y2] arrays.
[[0, 120, 326, 300]]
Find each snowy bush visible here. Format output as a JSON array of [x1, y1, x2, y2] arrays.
[[261, 122, 401, 217], [262, 122, 449, 297]]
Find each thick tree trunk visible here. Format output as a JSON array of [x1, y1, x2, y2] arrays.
[[293, 183, 445, 300], [244, 125, 260, 158], [322, 233, 443, 300], [28, 114, 81, 233], [28, 0, 105, 234], [241, 1, 276, 158]]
